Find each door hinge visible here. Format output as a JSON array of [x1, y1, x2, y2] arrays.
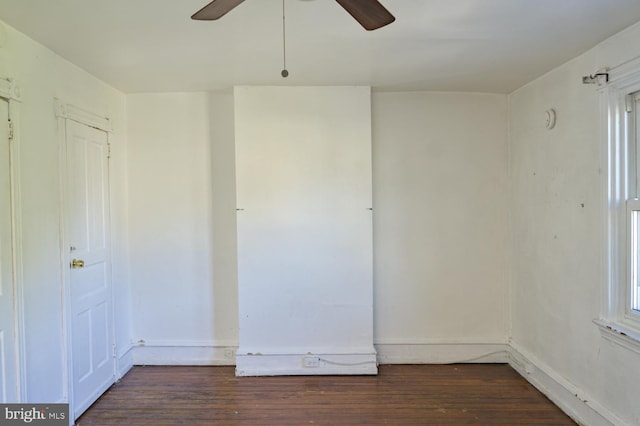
[[8, 119, 14, 142], [112, 343, 117, 359], [107, 143, 112, 159]]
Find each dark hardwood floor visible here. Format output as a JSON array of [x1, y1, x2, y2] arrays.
[[77, 364, 575, 425]]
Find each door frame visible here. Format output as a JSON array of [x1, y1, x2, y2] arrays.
[[0, 78, 24, 402], [55, 100, 115, 419]]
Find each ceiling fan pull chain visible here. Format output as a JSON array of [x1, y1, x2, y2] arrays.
[[281, 0, 289, 78]]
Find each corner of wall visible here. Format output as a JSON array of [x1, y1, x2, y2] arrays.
[[508, 343, 624, 426]]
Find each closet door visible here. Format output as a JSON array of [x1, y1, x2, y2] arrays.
[[64, 118, 115, 418], [234, 86, 375, 376]]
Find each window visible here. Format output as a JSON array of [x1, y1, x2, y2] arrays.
[[604, 61, 640, 339], [630, 91, 640, 315]]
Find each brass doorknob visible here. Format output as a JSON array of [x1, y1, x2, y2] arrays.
[[71, 259, 85, 268]]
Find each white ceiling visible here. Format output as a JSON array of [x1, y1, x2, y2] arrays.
[[2, 0, 640, 94]]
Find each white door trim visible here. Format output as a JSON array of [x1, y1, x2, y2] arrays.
[[55, 101, 112, 133], [55, 100, 115, 420], [0, 78, 25, 402], [0, 79, 21, 102]]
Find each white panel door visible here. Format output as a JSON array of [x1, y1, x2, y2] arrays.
[[65, 119, 114, 418], [0, 98, 18, 402]]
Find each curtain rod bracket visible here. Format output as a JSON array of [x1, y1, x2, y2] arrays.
[[582, 72, 609, 85]]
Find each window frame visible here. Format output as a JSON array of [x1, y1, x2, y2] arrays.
[[628, 93, 640, 320], [603, 58, 640, 336], [626, 199, 640, 319]]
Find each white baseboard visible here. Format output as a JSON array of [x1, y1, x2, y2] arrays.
[[132, 341, 237, 366], [508, 342, 625, 426], [236, 351, 378, 376], [130, 340, 508, 369], [375, 339, 509, 364]]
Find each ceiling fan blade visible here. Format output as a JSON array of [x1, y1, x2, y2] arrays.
[[191, 0, 246, 20], [335, 0, 395, 31]]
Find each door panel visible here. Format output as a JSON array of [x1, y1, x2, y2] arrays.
[[0, 98, 17, 402], [65, 119, 114, 418]]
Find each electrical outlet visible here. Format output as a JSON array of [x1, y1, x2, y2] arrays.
[[303, 356, 320, 368]]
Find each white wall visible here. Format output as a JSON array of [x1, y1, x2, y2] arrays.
[[209, 90, 240, 352], [126, 91, 240, 365], [372, 92, 509, 362], [127, 92, 237, 364], [509, 21, 640, 426], [128, 89, 509, 365], [234, 86, 375, 375], [0, 21, 130, 402]]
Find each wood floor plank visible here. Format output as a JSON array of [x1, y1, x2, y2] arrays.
[[77, 364, 575, 425]]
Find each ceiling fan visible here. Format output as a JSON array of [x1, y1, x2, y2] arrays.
[[191, 0, 395, 31]]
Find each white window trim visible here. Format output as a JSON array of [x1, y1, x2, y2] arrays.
[[601, 56, 640, 349], [593, 319, 640, 355]]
